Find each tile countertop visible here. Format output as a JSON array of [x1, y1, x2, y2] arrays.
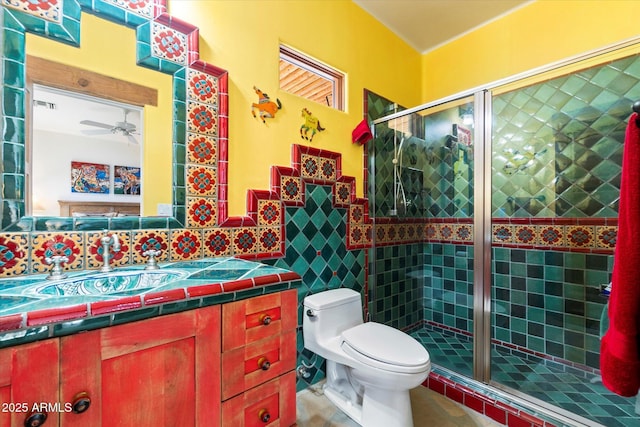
[[0, 257, 301, 349]]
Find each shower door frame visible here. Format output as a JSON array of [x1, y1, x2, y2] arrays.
[[371, 89, 492, 382], [473, 89, 492, 383], [370, 35, 640, 424]]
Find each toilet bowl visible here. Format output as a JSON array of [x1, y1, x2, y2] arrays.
[[303, 288, 431, 427]]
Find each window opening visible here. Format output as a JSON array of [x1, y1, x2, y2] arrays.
[[279, 45, 345, 111]]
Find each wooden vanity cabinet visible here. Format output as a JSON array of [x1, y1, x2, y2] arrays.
[[221, 289, 297, 426], [0, 339, 60, 427], [0, 289, 298, 427], [221, 371, 296, 427], [59, 305, 221, 427]]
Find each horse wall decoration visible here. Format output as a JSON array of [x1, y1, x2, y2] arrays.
[[251, 86, 282, 124], [300, 108, 325, 142]]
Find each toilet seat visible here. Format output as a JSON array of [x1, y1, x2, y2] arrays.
[[341, 322, 430, 374]]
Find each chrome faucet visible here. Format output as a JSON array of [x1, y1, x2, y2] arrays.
[[142, 249, 161, 270], [45, 255, 69, 280], [99, 232, 121, 272]]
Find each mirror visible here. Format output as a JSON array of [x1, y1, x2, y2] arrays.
[[1, 8, 179, 230], [31, 85, 143, 217]]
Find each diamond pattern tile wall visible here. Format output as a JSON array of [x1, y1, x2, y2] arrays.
[[492, 54, 640, 218], [269, 185, 364, 295], [371, 56, 640, 221]]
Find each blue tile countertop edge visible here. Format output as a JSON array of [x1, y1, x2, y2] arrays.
[[0, 257, 301, 349]]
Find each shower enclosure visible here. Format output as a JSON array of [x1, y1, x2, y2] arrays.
[[367, 48, 640, 427]]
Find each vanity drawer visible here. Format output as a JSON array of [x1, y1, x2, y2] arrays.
[[221, 371, 296, 427], [221, 329, 296, 399], [222, 289, 297, 351]]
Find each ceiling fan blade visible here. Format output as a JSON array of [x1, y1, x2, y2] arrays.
[[80, 120, 114, 130], [127, 134, 139, 144], [81, 129, 113, 136]]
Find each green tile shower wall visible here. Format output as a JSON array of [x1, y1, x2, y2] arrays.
[[370, 243, 423, 329], [366, 54, 640, 372], [371, 132, 430, 218], [492, 247, 611, 369], [373, 241, 611, 370], [372, 126, 472, 219], [371, 54, 640, 223], [422, 243, 474, 334]]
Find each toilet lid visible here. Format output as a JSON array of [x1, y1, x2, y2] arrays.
[[341, 322, 430, 373]]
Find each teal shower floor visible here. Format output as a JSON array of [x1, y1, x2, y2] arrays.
[[411, 326, 639, 427]]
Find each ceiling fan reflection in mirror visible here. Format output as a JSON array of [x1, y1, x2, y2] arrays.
[[80, 109, 140, 144]]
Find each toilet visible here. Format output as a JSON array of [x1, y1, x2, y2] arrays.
[[303, 288, 431, 427]]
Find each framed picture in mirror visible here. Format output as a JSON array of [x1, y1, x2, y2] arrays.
[[70, 161, 110, 194], [114, 166, 141, 195]]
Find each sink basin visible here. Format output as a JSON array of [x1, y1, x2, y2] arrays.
[[22, 269, 189, 297]]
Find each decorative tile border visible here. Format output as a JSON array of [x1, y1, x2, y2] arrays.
[[31, 232, 84, 273], [424, 373, 554, 427], [0, 139, 374, 276], [372, 218, 617, 255], [491, 218, 616, 254], [132, 230, 170, 264], [104, 0, 161, 21], [0, 0, 371, 275], [0, 235, 27, 276], [3, 0, 64, 23]]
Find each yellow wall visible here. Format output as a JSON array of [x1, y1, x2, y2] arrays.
[[422, 0, 640, 102], [31, 1, 639, 220], [26, 14, 175, 216], [169, 0, 422, 215]]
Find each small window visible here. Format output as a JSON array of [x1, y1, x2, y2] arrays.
[[279, 45, 345, 111]]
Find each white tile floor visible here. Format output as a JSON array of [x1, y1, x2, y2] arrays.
[[296, 382, 504, 426]]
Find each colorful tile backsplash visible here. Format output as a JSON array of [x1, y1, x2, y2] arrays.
[[0, 0, 371, 277]]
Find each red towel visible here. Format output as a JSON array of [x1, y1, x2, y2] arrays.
[[601, 112, 640, 397]]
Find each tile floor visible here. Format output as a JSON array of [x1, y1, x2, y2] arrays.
[[411, 325, 640, 427], [296, 381, 503, 426]]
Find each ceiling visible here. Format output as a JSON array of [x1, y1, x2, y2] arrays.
[[33, 86, 142, 145], [352, 0, 532, 54], [279, 0, 533, 108]]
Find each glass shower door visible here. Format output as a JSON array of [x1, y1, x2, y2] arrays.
[[488, 54, 640, 426], [369, 96, 477, 378], [368, 47, 640, 427]]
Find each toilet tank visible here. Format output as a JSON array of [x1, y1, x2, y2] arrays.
[[303, 288, 363, 350]]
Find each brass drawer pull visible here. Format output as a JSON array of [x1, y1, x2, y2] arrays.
[[258, 408, 271, 423], [257, 356, 271, 371], [72, 391, 91, 414], [260, 314, 272, 325]]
